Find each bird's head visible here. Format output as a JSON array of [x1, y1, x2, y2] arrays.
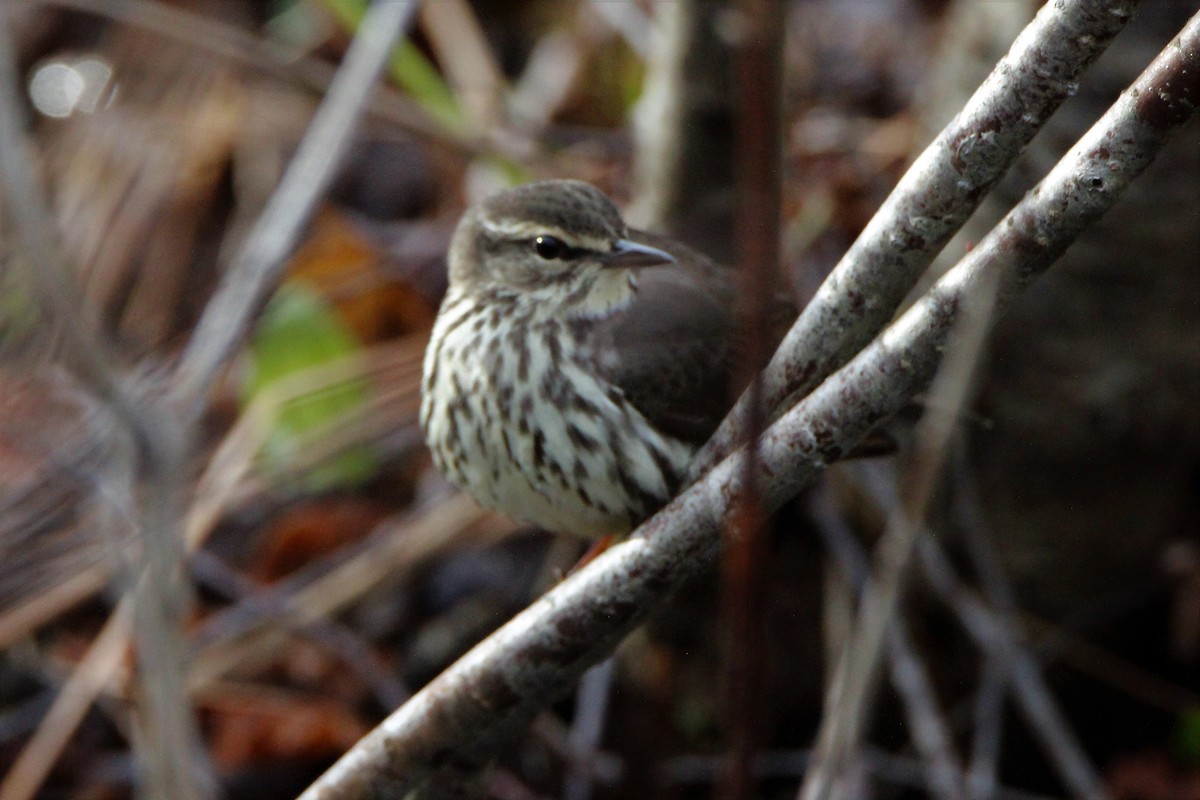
[[447, 180, 673, 305]]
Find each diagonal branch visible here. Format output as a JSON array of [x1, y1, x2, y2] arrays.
[[170, 0, 418, 418], [295, 10, 1200, 799], [689, 0, 1143, 478], [798, 207, 1003, 800]]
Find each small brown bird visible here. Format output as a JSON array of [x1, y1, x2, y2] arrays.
[[421, 180, 751, 538]]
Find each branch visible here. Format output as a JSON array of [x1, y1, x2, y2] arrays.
[[854, 460, 1109, 800], [690, 0, 1143, 478], [170, 0, 418, 418], [720, 1, 784, 798], [810, 487, 967, 800], [918, 529, 1107, 799], [0, 14, 212, 799], [295, 10, 1200, 798], [0, 7, 127, 415], [798, 189, 1002, 800]]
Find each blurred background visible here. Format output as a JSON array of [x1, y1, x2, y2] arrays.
[[1, 1, 1198, 798]]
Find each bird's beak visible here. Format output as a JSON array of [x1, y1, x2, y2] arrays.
[[600, 239, 675, 268]]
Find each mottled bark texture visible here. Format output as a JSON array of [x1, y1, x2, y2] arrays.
[[694, 0, 1146, 477]]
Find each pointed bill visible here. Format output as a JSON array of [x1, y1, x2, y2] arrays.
[[600, 239, 675, 268]]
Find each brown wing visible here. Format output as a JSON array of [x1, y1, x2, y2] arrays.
[[588, 232, 738, 446]]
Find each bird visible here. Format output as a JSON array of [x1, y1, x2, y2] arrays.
[[420, 179, 765, 539]]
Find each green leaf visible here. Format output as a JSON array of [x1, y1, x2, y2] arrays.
[[243, 282, 377, 492], [0, 263, 39, 346], [1174, 707, 1200, 764]]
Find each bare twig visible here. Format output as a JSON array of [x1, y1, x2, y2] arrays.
[[0, 13, 211, 799], [187, 493, 500, 690], [953, 466, 1016, 799], [1024, 615, 1200, 714], [418, 0, 504, 129], [0, 12, 121, 403], [855, 458, 1110, 800], [188, 551, 410, 710], [0, 339, 422, 648], [691, 0, 1143, 477], [969, 655, 1009, 800], [33, 0, 462, 148], [0, 568, 108, 648], [508, 28, 587, 135], [295, 11, 1200, 798], [0, 605, 132, 800], [135, 7, 420, 776], [2, 5, 420, 795], [562, 659, 616, 800], [799, 250, 999, 800], [921, 530, 1108, 800], [171, 0, 418, 416], [531, 714, 622, 787], [810, 486, 967, 800], [629, 0, 737, 262], [584, 0, 653, 59], [659, 747, 1056, 800], [719, 2, 783, 798]]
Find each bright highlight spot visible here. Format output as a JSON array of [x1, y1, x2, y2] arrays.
[[28, 56, 115, 118]]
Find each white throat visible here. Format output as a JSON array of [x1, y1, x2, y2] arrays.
[[559, 269, 638, 320]]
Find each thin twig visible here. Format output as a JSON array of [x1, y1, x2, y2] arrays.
[[171, 0, 418, 416], [0, 10, 122, 404], [531, 714, 622, 786], [562, 659, 616, 800], [810, 486, 968, 800], [0, 339, 421, 648], [0, 13, 212, 798], [418, 0, 505, 129], [125, 6, 421, 774], [969, 651, 1010, 799], [720, 1, 783, 798], [33, 0, 463, 149], [954, 463, 1017, 799], [798, 208, 1001, 800], [1024, 615, 1200, 714], [921, 532, 1108, 800], [585, 0, 653, 58], [659, 747, 1058, 800], [189, 551, 410, 710], [1, 6, 419, 794], [0, 605, 133, 800], [855, 459, 1110, 800], [187, 493, 500, 690]]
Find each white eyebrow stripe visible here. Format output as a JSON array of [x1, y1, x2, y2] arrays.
[[480, 218, 567, 239], [479, 217, 612, 252]]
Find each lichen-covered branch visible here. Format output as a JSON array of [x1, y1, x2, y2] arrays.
[[690, 0, 1143, 478]]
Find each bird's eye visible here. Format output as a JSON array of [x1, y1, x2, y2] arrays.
[[534, 235, 567, 260]]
